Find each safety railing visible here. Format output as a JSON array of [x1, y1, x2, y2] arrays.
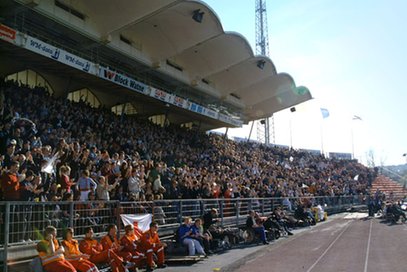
[[0, 195, 367, 272]]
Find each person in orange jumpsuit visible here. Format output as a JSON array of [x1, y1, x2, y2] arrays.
[[61, 228, 99, 272], [100, 224, 132, 262], [120, 224, 145, 268], [36, 226, 76, 272], [140, 222, 167, 272], [79, 227, 131, 272]]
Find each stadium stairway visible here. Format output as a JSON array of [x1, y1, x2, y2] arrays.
[[370, 175, 407, 199]]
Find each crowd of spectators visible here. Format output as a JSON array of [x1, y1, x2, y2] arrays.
[[0, 79, 373, 205]]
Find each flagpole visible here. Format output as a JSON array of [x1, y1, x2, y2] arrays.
[[320, 108, 329, 156], [351, 124, 355, 159], [320, 120, 324, 156], [351, 115, 362, 160]]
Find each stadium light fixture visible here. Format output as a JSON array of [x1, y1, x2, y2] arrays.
[[192, 9, 205, 23], [257, 60, 266, 70]]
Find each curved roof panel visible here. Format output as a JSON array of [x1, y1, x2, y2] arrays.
[[170, 32, 253, 80], [237, 73, 295, 106], [245, 89, 312, 120], [120, 1, 223, 62], [207, 56, 277, 97]]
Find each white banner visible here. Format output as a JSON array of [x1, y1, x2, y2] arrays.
[[24, 36, 97, 74], [120, 214, 152, 232], [150, 87, 170, 102], [99, 66, 150, 95]]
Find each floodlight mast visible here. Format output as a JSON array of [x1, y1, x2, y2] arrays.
[[255, 0, 274, 144]]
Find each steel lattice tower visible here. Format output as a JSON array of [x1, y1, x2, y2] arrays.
[[255, 0, 275, 145], [255, 0, 269, 56]]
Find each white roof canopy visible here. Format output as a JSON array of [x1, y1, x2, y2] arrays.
[[19, 0, 312, 122]]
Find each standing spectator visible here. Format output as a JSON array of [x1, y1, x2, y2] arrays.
[[77, 170, 97, 201], [3, 141, 16, 168], [128, 168, 141, 201], [59, 165, 75, 194], [1, 161, 20, 200], [96, 175, 120, 201]]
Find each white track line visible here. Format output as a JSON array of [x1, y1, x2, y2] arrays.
[[306, 221, 352, 272], [363, 220, 373, 272]]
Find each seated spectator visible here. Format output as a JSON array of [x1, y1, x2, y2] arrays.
[[295, 203, 316, 225], [203, 208, 220, 232], [387, 202, 406, 223], [141, 222, 167, 272], [61, 227, 99, 272], [178, 217, 206, 256], [272, 207, 293, 235], [79, 227, 131, 272], [191, 218, 212, 254], [36, 226, 76, 272], [246, 210, 268, 244], [100, 224, 132, 263], [120, 224, 144, 269]]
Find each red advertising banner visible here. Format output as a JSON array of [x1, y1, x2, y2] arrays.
[[0, 24, 17, 42]]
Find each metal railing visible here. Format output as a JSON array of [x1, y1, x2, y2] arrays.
[[0, 195, 367, 272]]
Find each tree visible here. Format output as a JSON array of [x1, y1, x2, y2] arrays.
[[366, 149, 375, 168]]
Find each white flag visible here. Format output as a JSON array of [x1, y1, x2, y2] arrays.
[[120, 214, 152, 232]]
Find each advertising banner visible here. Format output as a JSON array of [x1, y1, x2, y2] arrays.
[[99, 66, 150, 95], [151, 88, 170, 102], [24, 36, 96, 74], [0, 24, 17, 43]]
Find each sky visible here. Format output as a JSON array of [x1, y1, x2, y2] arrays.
[[205, 0, 407, 166]]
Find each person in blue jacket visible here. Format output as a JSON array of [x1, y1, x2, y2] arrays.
[[178, 217, 206, 256]]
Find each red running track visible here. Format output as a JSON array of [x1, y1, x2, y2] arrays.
[[235, 214, 407, 272]]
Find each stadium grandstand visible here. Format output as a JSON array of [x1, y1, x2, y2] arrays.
[[0, 1, 405, 272]]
